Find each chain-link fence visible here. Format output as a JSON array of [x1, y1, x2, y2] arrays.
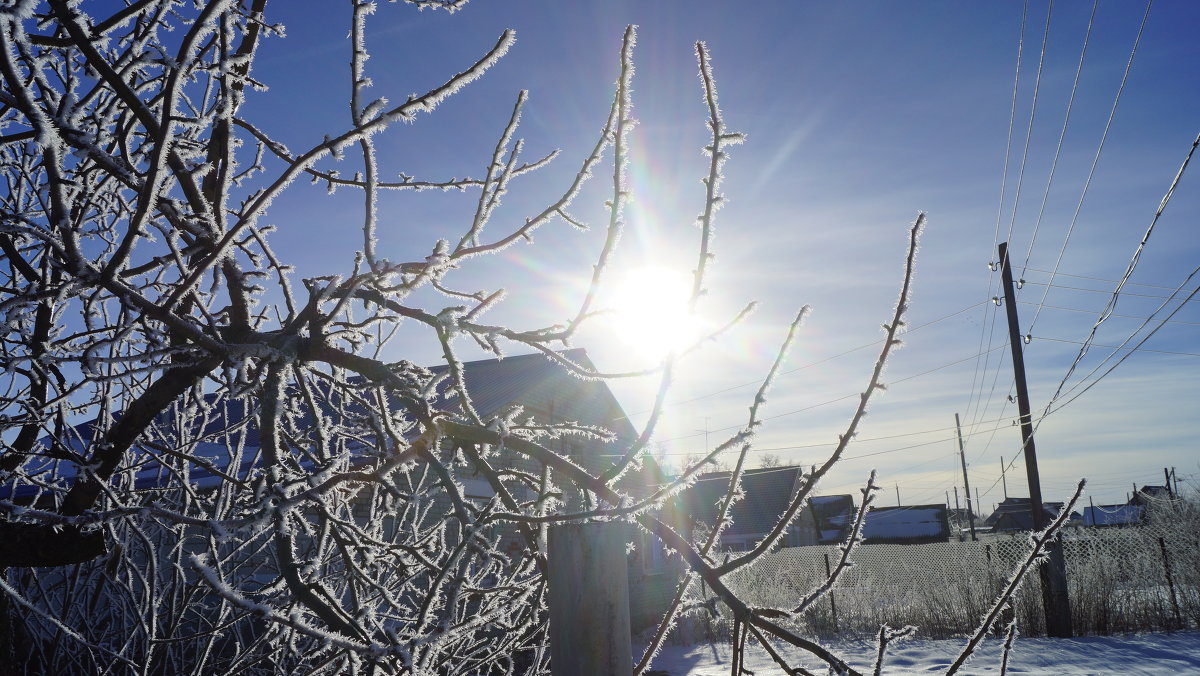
[[711, 506, 1199, 639]]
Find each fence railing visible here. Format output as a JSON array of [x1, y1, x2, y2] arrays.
[[688, 518, 1200, 640]]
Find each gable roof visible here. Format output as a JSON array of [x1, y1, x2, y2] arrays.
[[988, 500, 1082, 531], [433, 350, 633, 437], [685, 466, 802, 538], [861, 504, 950, 544], [984, 497, 1059, 528]]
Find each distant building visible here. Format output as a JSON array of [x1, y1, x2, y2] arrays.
[[985, 497, 1082, 532], [1081, 484, 1176, 528], [1082, 505, 1144, 527], [804, 494, 857, 545], [861, 504, 950, 544], [1128, 485, 1173, 507], [681, 466, 806, 551]]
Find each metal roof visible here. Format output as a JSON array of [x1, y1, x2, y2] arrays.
[[685, 466, 802, 537]]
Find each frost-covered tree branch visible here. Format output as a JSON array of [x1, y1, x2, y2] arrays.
[[0, 3, 1081, 674]]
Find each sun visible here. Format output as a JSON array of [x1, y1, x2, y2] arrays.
[[607, 266, 703, 358]]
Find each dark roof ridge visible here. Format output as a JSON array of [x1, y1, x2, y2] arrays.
[[428, 348, 590, 371]]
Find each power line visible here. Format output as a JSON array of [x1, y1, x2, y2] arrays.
[[1018, 0, 1098, 278], [1045, 280, 1200, 416], [1024, 0, 1153, 336], [1022, 267, 1185, 293], [1002, 0, 1055, 251], [1038, 131, 1200, 419], [1031, 335, 1200, 358], [648, 343, 1008, 448], [966, 0, 1030, 455], [1021, 280, 1200, 302], [1016, 300, 1200, 326]]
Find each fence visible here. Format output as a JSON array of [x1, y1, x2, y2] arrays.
[[698, 514, 1200, 640]]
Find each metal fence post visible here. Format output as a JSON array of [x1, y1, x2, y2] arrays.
[[548, 522, 631, 676], [1157, 536, 1183, 629]]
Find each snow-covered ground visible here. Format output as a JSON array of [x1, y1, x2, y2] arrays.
[[647, 632, 1200, 674]]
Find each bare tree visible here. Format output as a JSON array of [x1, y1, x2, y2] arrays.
[[758, 453, 783, 469], [0, 2, 1077, 674]]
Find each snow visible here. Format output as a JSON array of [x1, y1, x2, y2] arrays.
[[647, 632, 1200, 675], [863, 507, 947, 540]]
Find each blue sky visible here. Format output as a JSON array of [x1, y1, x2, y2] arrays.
[[249, 1, 1199, 511]]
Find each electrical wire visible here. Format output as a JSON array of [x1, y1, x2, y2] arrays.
[[1019, 0, 1098, 278], [963, 0, 1030, 455], [1020, 280, 1200, 302], [1002, 0, 1055, 251], [1023, 267, 1185, 292], [1044, 280, 1200, 416], [1032, 334, 1200, 358], [1017, 300, 1200, 326], [1025, 0, 1154, 335], [1037, 131, 1200, 418]]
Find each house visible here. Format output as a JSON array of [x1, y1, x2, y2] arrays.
[[861, 504, 950, 545], [985, 497, 1082, 532], [2, 349, 635, 496], [1128, 484, 1173, 507], [804, 494, 857, 545], [628, 466, 855, 629], [2, 350, 673, 664], [679, 466, 806, 551], [660, 465, 857, 550], [1082, 484, 1176, 527], [0, 350, 641, 564], [1083, 504, 1144, 527]]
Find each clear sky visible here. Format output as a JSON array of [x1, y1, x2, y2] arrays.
[[249, 1, 1199, 511]]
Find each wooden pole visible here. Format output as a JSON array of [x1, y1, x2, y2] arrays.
[[998, 242, 1072, 638], [823, 552, 839, 632], [955, 413, 978, 541], [1001, 457, 1008, 499], [548, 523, 632, 676]]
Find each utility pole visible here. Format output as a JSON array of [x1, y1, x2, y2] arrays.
[[998, 242, 1073, 637], [1000, 457, 1008, 499], [1165, 467, 1174, 498], [895, 483, 901, 506], [953, 486, 962, 534], [955, 413, 978, 541]]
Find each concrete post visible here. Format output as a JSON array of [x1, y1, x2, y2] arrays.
[[548, 522, 631, 676]]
